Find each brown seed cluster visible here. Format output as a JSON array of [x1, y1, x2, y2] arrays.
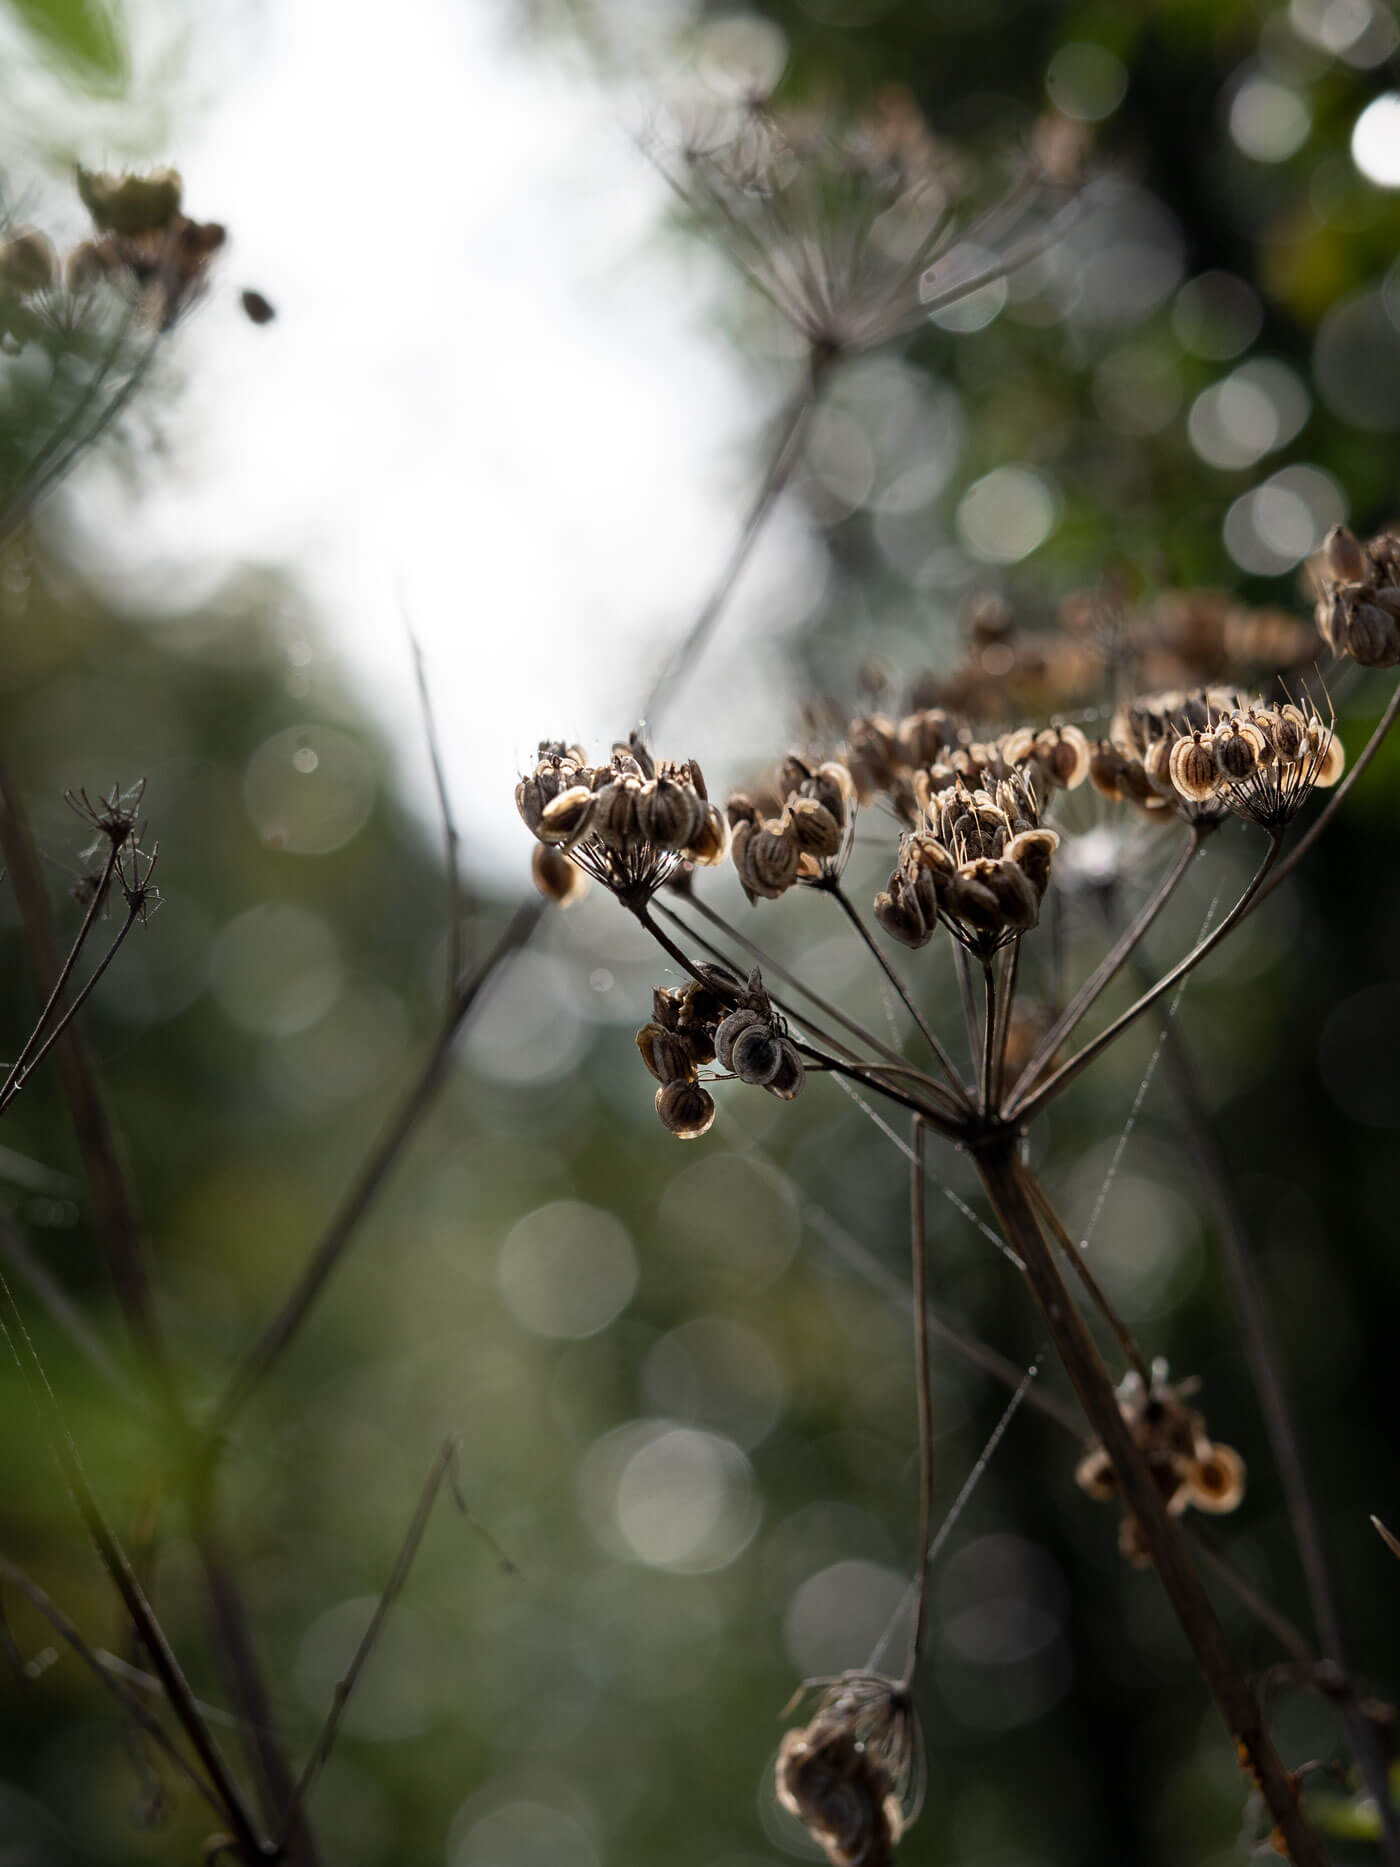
[[634, 965, 803, 1138], [1313, 523, 1400, 668], [70, 168, 225, 329], [776, 1673, 922, 1867], [727, 756, 856, 901], [1075, 1361, 1246, 1565], [874, 765, 1064, 954], [1092, 688, 1343, 829], [518, 735, 726, 907]]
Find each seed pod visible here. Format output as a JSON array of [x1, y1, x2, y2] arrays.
[[1182, 1443, 1246, 1514], [726, 791, 759, 828], [874, 877, 932, 949], [655, 1078, 716, 1140], [811, 760, 856, 821], [531, 843, 587, 906], [0, 231, 57, 294], [787, 797, 843, 858], [1212, 720, 1258, 784], [982, 857, 1039, 930], [1312, 727, 1345, 787], [1343, 600, 1400, 668], [894, 708, 951, 769], [1323, 523, 1367, 584], [714, 1008, 764, 1073], [845, 714, 898, 802], [635, 1021, 697, 1085], [591, 777, 639, 850], [537, 784, 596, 846], [636, 776, 704, 850], [1034, 723, 1091, 790], [1075, 1445, 1117, 1501], [1274, 704, 1308, 762], [1089, 742, 1130, 802], [765, 1040, 806, 1101], [776, 1724, 902, 1867], [1004, 827, 1059, 897], [733, 818, 800, 900], [729, 1021, 786, 1086], [948, 862, 1003, 932], [1169, 732, 1217, 803], [685, 802, 729, 866], [999, 726, 1037, 768]]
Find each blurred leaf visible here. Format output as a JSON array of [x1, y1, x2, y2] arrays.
[[6, 0, 126, 84]]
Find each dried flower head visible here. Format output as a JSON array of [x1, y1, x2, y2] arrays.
[[729, 754, 857, 899], [653, 86, 1065, 357], [516, 735, 726, 908], [1312, 523, 1400, 669], [1075, 1358, 1245, 1564], [73, 167, 225, 328], [65, 779, 146, 850], [776, 1672, 923, 1867]]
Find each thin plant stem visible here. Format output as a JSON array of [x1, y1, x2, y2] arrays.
[[1011, 834, 1281, 1125], [0, 1214, 134, 1405], [971, 1143, 1323, 1867], [979, 958, 998, 1119], [404, 610, 464, 994], [0, 840, 119, 1104], [989, 937, 1019, 1114], [211, 900, 544, 1434], [279, 1437, 463, 1851], [1022, 1174, 1150, 1385], [0, 1553, 228, 1819], [952, 940, 979, 1083], [1137, 969, 1400, 1862], [1007, 826, 1202, 1109], [660, 897, 955, 1104], [825, 881, 971, 1104], [0, 901, 141, 1115], [642, 352, 830, 731], [900, 1119, 935, 1692], [0, 1268, 269, 1863]]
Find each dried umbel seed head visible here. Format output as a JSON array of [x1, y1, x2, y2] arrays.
[[776, 1673, 923, 1867], [655, 1077, 716, 1139], [776, 1724, 901, 1867], [1312, 524, 1400, 668], [531, 843, 588, 907]]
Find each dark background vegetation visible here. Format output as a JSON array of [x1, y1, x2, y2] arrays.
[[2, 0, 1399, 1863]]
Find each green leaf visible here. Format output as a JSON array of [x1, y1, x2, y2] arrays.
[[7, 0, 126, 85]]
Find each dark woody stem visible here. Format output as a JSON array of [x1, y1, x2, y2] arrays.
[[988, 937, 1020, 1115], [1136, 970, 1400, 1863], [899, 1118, 935, 1693], [0, 839, 119, 1105], [1006, 826, 1203, 1110], [972, 1141, 1324, 1867], [1021, 1175, 1150, 1386], [1010, 833, 1280, 1124], [824, 881, 972, 1105]]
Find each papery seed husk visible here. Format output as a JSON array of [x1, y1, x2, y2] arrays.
[[655, 1078, 716, 1140], [537, 784, 596, 845], [1169, 734, 1217, 803], [730, 1023, 786, 1086], [531, 843, 588, 906], [764, 1041, 805, 1101], [1183, 1443, 1246, 1513], [737, 820, 801, 898], [983, 857, 1039, 930], [949, 864, 1003, 931], [1324, 523, 1367, 584], [1004, 828, 1058, 896], [714, 1007, 765, 1073], [1313, 728, 1345, 786], [686, 803, 729, 866], [637, 777, 704, 851], [635, 1021, 697, 1084], [874, 882, 932, 949], [787, 797, 843, 857], [1212, 722, 1258, 783]]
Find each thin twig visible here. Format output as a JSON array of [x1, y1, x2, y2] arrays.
[[212, 901, 544, 1433], [826, 881, 971, 1104], [0, 1213, 135, 1404], [0, 1553, 228, 1818], [0, 900, 142, 1115], [1007, 826, 1202, 1109], [1022, 1175, 1150, 1384], [0, 840, 119, 1105], [279, 1437, 464, 1850], [1012, 834, 1281, 1124], [642, 352, 830, 731], [403, 607, 463, 995], [900, 1119, 935, 1691], [972, 1145, 1323, 1867], [0, 1267, 269, 1862]]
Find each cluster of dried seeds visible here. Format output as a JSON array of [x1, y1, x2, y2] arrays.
[[635, 965, 803, 1139], [776, 1673, 923, 1867], [1075, 1362, 1246, 1565], [727, 756, 856, 900], [1314, 523, 1400, 669], [518, 735, 726, 907], [1092, 688, 1343, 828]]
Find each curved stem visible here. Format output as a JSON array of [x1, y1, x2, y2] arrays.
[[1022, 1174, 1150, 1385], [1007, 827, 1202, 1109], [641, 351, 830, 732], [0, 840, 119, 1104], [973, 1144, 1323, 1867], [900, 1118, 934, 1692], [826, 883, 971, 1105], [1012, 834, 1280, 1125]]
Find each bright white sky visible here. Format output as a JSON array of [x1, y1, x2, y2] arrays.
[[11, 0, 822, 879]]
